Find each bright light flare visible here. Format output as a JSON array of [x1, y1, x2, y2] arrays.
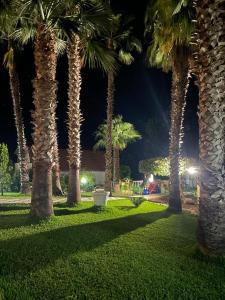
[[148, 174, 154, 183], [81, 177, 88, 184], [187, 167, 198, 175]]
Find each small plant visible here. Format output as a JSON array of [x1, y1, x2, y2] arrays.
[[130, 196, 145, 207]]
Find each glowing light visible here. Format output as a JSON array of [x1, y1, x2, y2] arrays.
[[187, 167, 198, 175], [148, 174, 154, 183], [81, 177, 88, 184]]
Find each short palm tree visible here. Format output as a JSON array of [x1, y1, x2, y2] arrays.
[[95, 115, 141, 183], [145, 0, 194, 212], [0, 12, 31, 194], [65, 0, 115, 206], [193, 0, 225, 255], [104, 13, 142, 194]]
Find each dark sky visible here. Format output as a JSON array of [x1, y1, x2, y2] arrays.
[[0, 0, 199, 178]]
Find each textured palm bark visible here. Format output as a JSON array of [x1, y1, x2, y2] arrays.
[[31, 24, 57, 217], [52, 132, 63, 196], [194, 0, 225, 255], [9, 63, 30, 194], [52, 135, 63, 196], [105, 71, 114, 194], [67, 34, 82, 206], [113, 147, 120, 183], [169, 47, 190, 212]]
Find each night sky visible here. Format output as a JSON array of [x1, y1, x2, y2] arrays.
[[0, 0, 199, 179]]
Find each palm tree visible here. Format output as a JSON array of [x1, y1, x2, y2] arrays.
[[0, 11, 31, 194], [95, 115, 141, 183], [104, 13, 142, 194], [66, 1, 115, 206], [3, 47, 31, 194], [15, 0, 73, 217], [145, 0, 194, 212], [193, 0, 225, 255]]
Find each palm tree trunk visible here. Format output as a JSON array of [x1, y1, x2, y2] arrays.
[[113, 147, 120, 183], [169, 46, 190, 212], [105, 72, 114, 194], [194, 0, 225, 255], [31, 24, 57, 217], [8, 61, 30, 194], [52, 132, 63, 196], [67, 34, 82, 206]]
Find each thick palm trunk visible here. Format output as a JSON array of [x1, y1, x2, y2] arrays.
[[52, 133, 63, 196], [9, 62, 30, 194], [31, 24, 57, 217], [67, 34, 82, 206], [105, 70, 114, 194], [169, 47, 190, 212], [194, 0, 225, 255], [113, 147, 120, 183]]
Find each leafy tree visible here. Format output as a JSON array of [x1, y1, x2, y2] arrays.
[[120, 165, 131, 179], [95, 115, 141, 184], [139, 157, 196, 177], [104, 13, 142, 194], [0, 144, 11, 195], [145, 0, 194, 212], [193, 0, 225, 255]]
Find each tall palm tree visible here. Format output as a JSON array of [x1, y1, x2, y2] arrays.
[[15, 0, 72, 217], [95, 115, 141, 183], [66, 0, 115, 206], [193, 0, 225, 255], [145, 0, 194, 212], [3, 47, 31, 194], [104, 14, 142, 194], [0, 11, 31, 194]]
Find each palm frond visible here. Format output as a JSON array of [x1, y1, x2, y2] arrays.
[[82, 39, 116, 73]]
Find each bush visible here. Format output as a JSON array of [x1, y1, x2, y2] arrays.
[[60, 171, 96, 193], [10, 168, 20, 192]]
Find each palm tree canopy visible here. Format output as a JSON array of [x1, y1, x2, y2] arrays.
[[10, 0, 116, 72], [145, 0, 194, 71], [94, 115, 141, 151], [107, 13, 142, 67]]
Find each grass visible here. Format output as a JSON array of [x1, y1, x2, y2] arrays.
[[0, 200, 224, 299]]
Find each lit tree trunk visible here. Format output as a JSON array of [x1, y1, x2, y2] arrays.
[[52, 131, 63, 196], [113, 147, 120, 183], [67, 34, 82, 206], [8, 60, 30, 194], [105, 67, 114, 195], [169, 47, 190, 212], [194, 0, 225, 255], [31, 24, 57, 217]]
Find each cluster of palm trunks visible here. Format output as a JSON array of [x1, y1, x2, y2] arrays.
[[1, 0, 225, 256]]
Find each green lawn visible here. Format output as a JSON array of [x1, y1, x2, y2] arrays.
[[0, 200, 224, 299]]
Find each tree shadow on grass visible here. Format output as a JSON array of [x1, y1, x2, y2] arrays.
[[0, 204, 30, 212], [54, 206, 102, 216], [0, 209, 172, 276]]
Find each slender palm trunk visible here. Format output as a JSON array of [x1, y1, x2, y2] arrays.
[[169, 47, 190, 212], [9, 61, 30, 194], [194, 0, 225, 255], [105, 70, 114, 194], [67, 34, 82, 206], [52, 132, 63, 196], [113, 147, 120, 183], [31, 24, 57, 217]]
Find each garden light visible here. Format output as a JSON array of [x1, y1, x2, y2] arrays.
[[81, 177, 88, 184], [187, 167, 198, 175], [148, 174, 154, 183]]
